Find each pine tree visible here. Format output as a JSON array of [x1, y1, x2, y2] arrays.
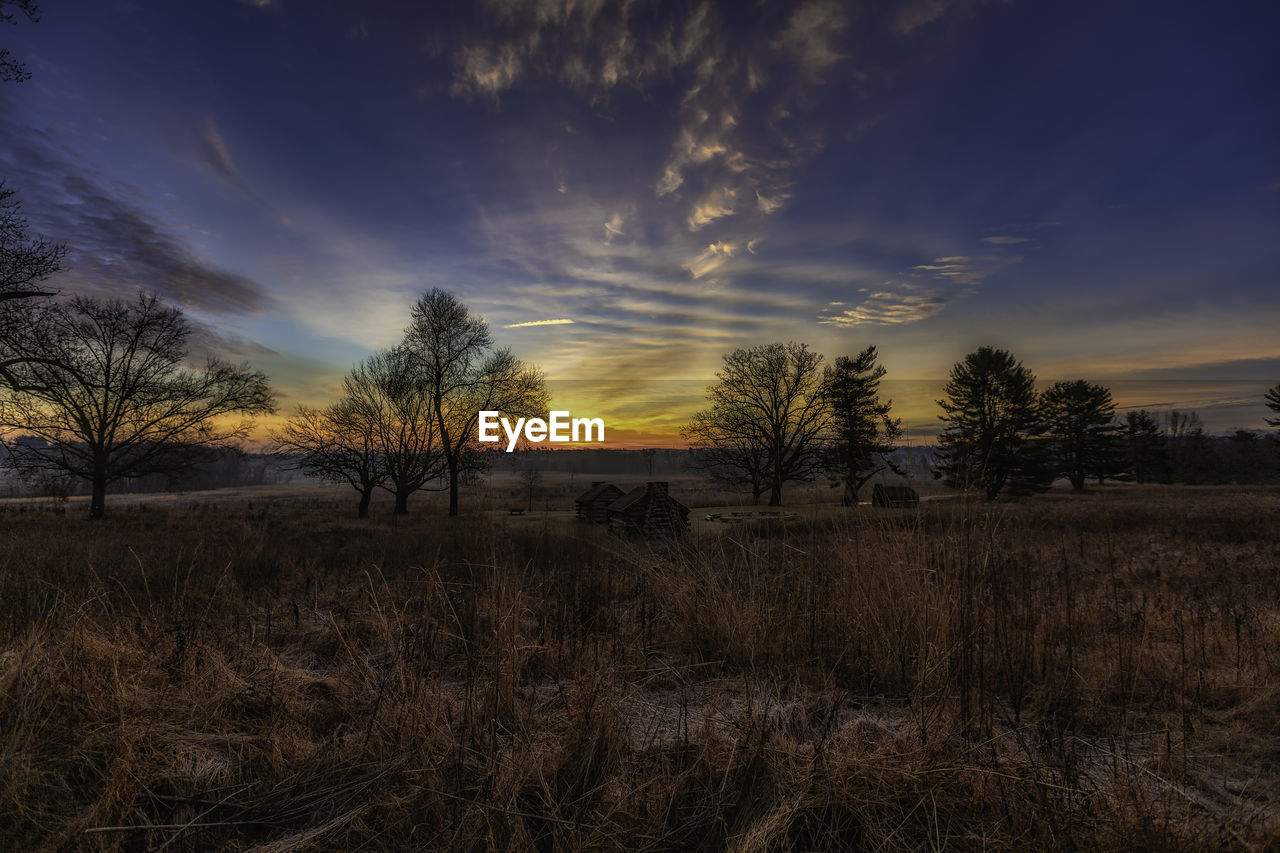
[[1121, 410, 1167, 484], [936, 347, 1050, 500], [825, 345, 903, 505], [1040, 380, 1117, 491]]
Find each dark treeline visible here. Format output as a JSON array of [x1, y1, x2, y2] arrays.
[[684, 342, 1280, 505], [0, 444, 295, 499]]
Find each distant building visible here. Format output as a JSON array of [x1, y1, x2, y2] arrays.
[[606, 482, 690, 537], [872, 484, 920, 508], [574, 481, 624, 523]]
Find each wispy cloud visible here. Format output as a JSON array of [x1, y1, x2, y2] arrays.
[[774, 0, 849, 78], [0, 116, 276, 317], [193, 117, 288, 223], [505, 318, 576, 328], [688, 186, 737, 230], [913, 253, 1020, 286], [818, 284, 948, 327], [683, 240, 738, 278], [982, 235, 1030, 244]]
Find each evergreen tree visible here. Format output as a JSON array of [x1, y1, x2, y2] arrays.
[[1040, 380, 1117, 491], [824, 345, 903, 505], [936, 346, 1050, 500], [1121, 410, 1167, 484]]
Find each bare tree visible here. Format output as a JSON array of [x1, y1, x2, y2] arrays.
[[1, 183, 66, 388], [683, 342, 831, 507], [0, 293, 275, 517], [402, 289, 547, 516], [271, 400, 387, 518], [343, 348, 444, 515], [517, 461, 542, 511], [824, 345, 903, 505], [682, 401, 770, 503]]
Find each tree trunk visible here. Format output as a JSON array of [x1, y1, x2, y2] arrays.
[[89, 471, 107, 519], [447, 458, 460, 517], [357, 486, 373, 519], [394, 490, 409, 515], [768, 482, 783, 506]]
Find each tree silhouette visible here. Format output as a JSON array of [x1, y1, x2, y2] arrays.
[[1040, 379, 1117, 491], [0, 293, 275, 517], [682, 342, 830, 506], [1263, 384, 1280, 461], [1121, 409, 1167, 484], [1, 183, 66, 389], [517, 461, 542, 511], [346, 348, 443, 515], [682, 400, 770, 503], [271, 400, 387, 518], [1164, 410, 1209, 483], [401, 289, 546, 517], [936, 346, 1049, 500], [823, 345, 903, 505]]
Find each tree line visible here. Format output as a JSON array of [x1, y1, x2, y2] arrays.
[[683, 342, 1280, 505]]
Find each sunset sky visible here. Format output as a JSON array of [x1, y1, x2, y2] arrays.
[[2, 0, 1278, 444]]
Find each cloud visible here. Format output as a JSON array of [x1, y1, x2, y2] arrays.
[[912, 253, 1019, 286], [603, 211, 624, 242], [191, 117, 287, 222], [504, 317, 576, 328], [818, 285, 948, 326], [893, 0, 950, 34], [683, 240, 737, 278], [452, 43, 524, 97], [688, 186, 736, 230], [0, 116, 276, 317], [774, 0, 849, 78], [755, 191, 787, 214], [982, 235, 1030, 244], [447, 1, 844, 241]]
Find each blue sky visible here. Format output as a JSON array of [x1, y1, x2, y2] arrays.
[[2, 0, 1278, 442]]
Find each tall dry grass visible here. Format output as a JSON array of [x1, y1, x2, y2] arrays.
[[0, 485, 1277, 850]]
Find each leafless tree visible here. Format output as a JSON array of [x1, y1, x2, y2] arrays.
[[0, 293, 275, 517], [270, 400, 387, 518], [1, 183, 66, 388], [682, 401, 770, 503], [517, 462, 542, 511], [345, 348, 444, 515], [682, 342, 832, 506], [402, 289, 547, 516]]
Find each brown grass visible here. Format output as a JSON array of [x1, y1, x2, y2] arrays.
[[1, 485, 1278, 850]]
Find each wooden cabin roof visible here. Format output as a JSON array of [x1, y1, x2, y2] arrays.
[[575, 482, 623, 504]]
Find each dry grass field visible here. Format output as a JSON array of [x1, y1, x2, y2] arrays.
[[1, 483, 1278, 850]]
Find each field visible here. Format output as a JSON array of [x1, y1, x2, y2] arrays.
[[1, 482, 1278, 850]]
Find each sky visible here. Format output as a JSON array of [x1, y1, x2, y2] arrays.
[[1, 0, 1278, 444]]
